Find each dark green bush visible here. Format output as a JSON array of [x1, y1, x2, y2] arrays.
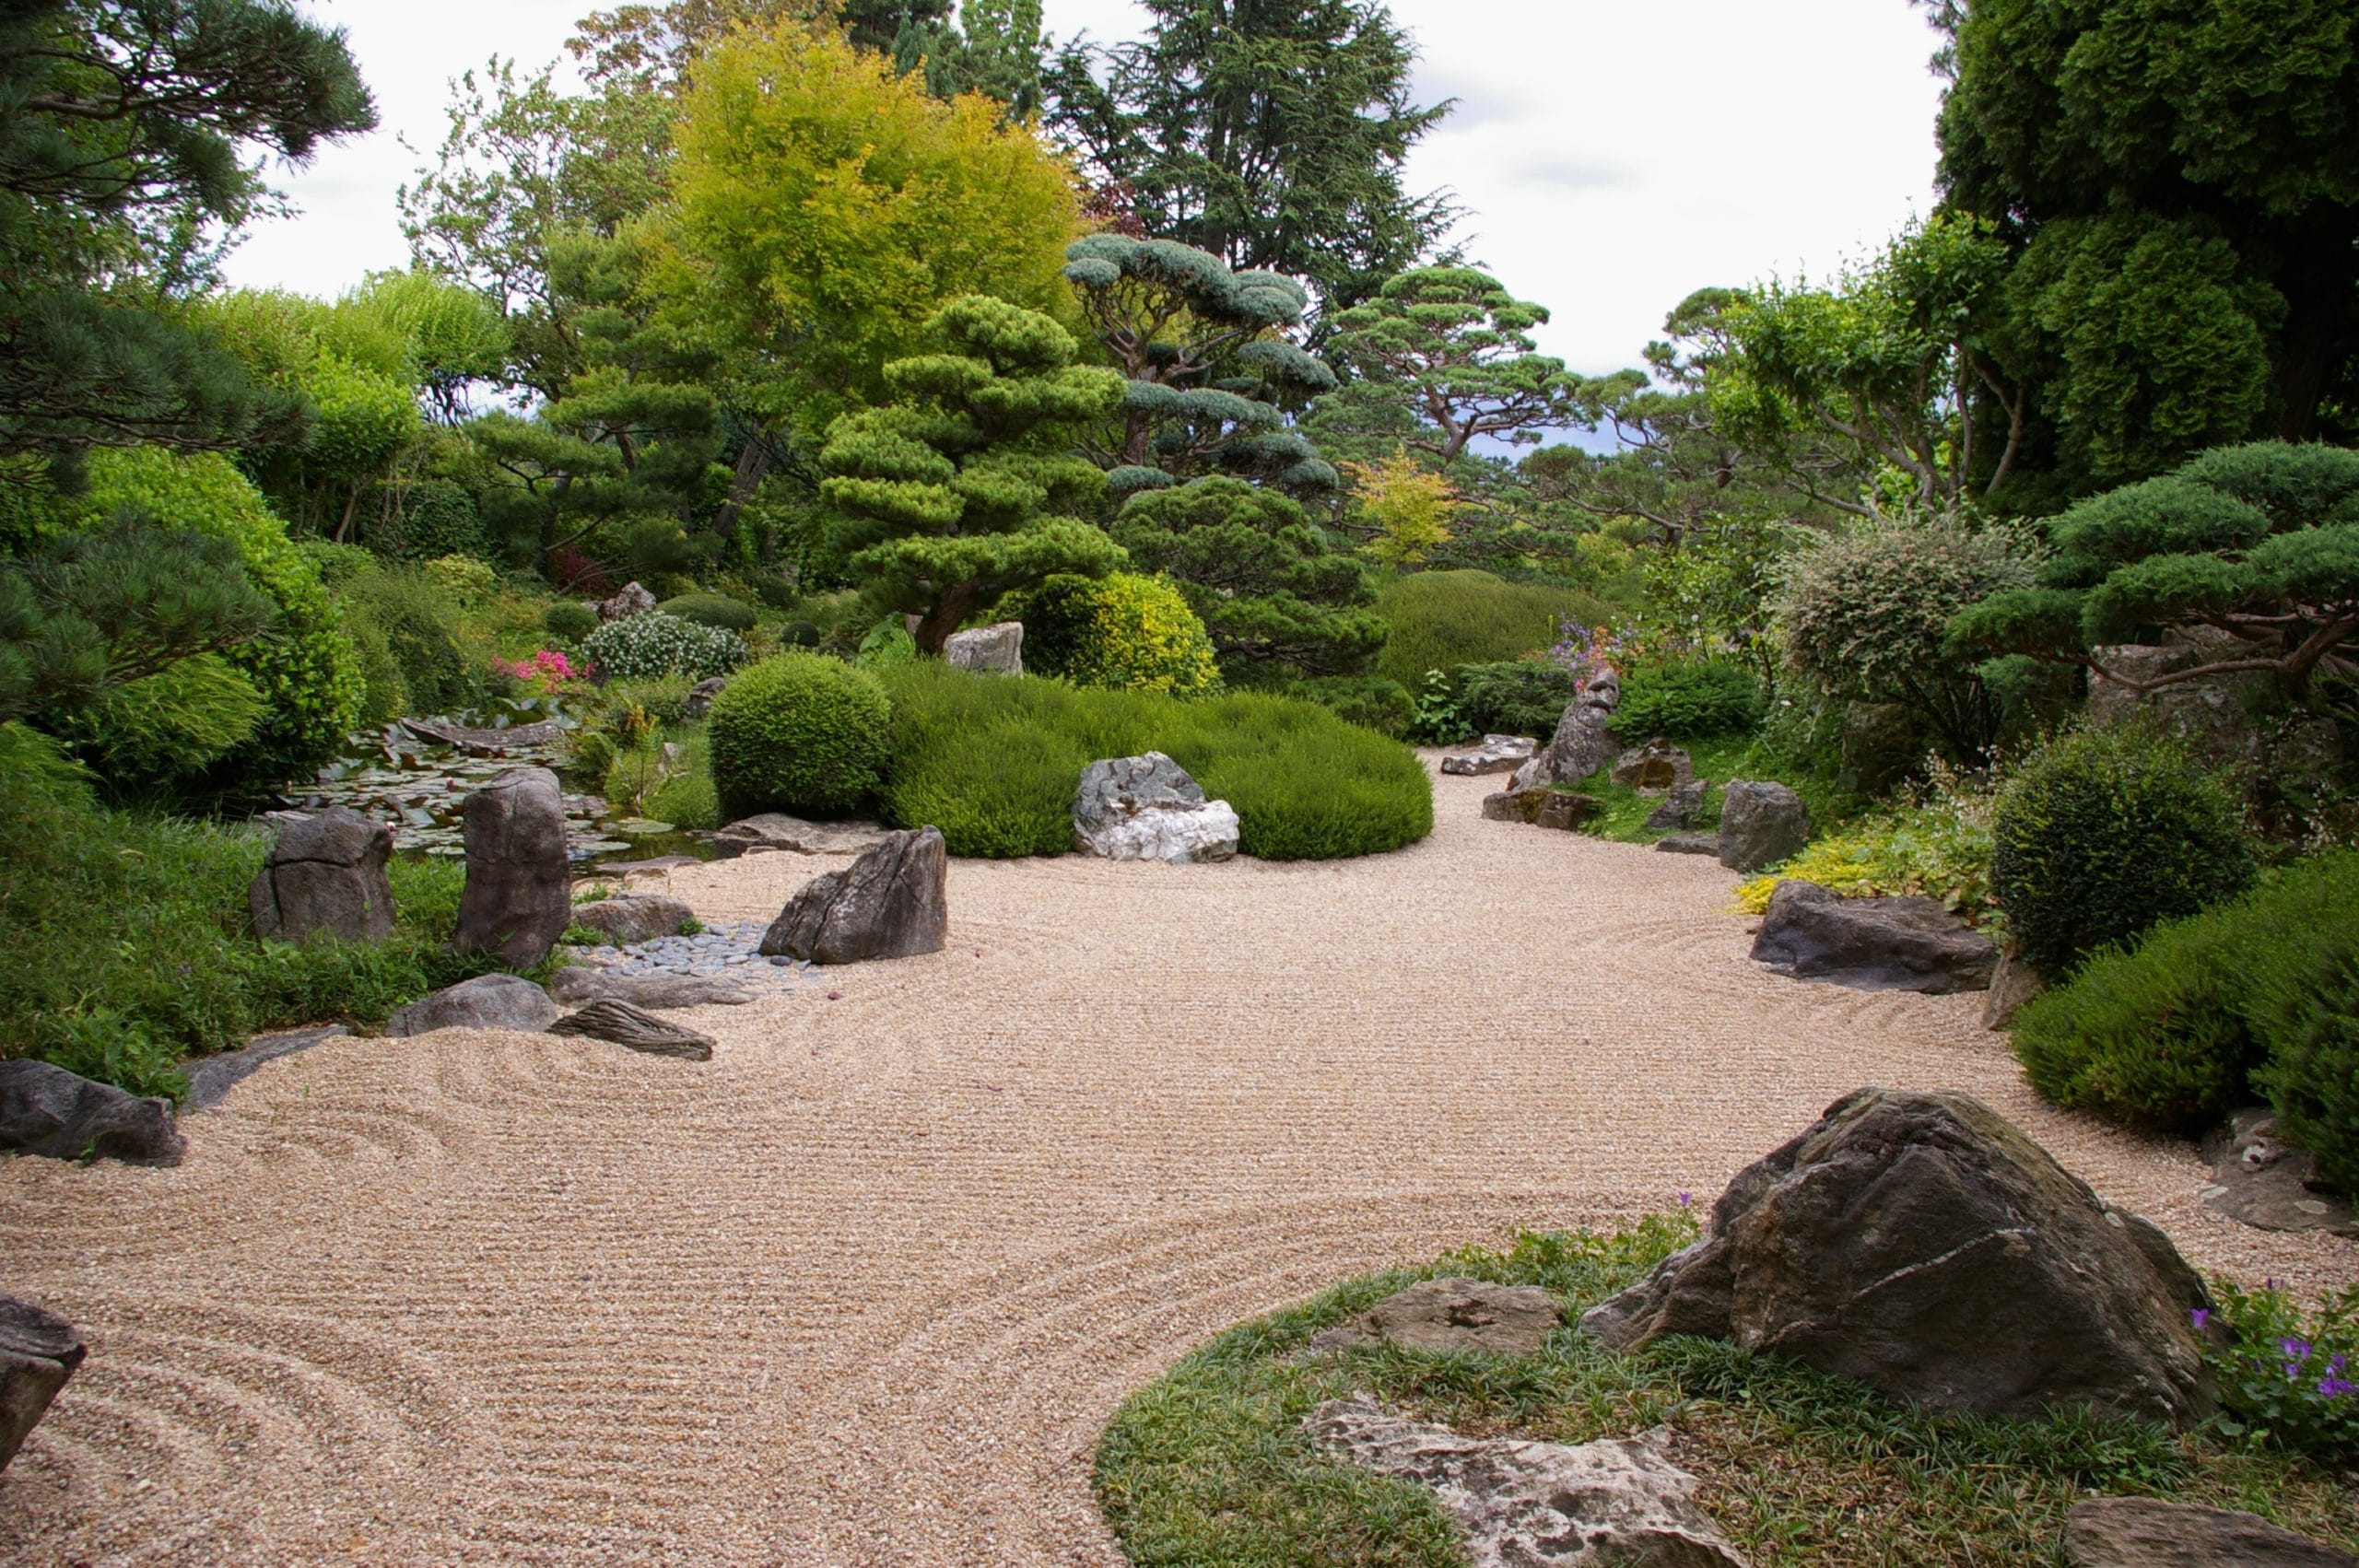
[[780, 618, 823, 648], [395, 478, 490, 561], [544, 601, 597, 641], [2257, 919, 2359, 1193], [659, 592, 759, 632], [1373, 569, 1606, 689], [1614, 657, 1766, 740], [1282, 674, 1415, 737], [1454, 660, 1579, 738], [707, 652, 892, 818], [874, 661, 1431, 860], [1991, 725, 2256, 978], [2012, 850, 2359, 1137], [337, 565, 481, 718]]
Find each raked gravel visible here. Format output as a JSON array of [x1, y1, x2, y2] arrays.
[[1, 755, 2352, 1564]]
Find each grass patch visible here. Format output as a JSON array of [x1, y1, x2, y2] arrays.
[[1373, 570, 1610, 691], [1096, 1216, 2359, 1567]]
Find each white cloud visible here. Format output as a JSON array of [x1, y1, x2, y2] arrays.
[[229, 0, 1947, 375]]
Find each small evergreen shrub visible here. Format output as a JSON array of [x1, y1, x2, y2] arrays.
[[1282, 674, 1414, 737], [780, 618, 823, 648], [422, 553, 499, 606], [659, 592, 759, 632], [1454, 661, 1579, 738], [54, 655, 265, 795], [337, 565, 481, 718], [1614, 657, 1765, 739], [1373, 569, 1607, 689], [395, 478, 489, 561], [1019, 571, 1221, 696], [707, 652, 892, 817], [2259, 943, 2359, 1194], [544, 601, 597, 641], [581, 611, 746, 681], [1991, 725, 2255, 978]]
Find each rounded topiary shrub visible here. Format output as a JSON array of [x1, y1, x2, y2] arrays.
[[544, 601, 598, 641], [581, 611, 746, 681], [1020, 572, 1221, 696], [2260, 949, 2359, 1194], [658, 592, 758, 632], [707, 652, 891, 818], [1283, 674, 1415, 737], [1991, 725, 2256, 977]]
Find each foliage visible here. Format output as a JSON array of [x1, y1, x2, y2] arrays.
[[2255, 924, 2359, 1195], [706, 650, 893, 818], [1733, 767, 1999, 921], [1096, 1211, 2359, 1565], [855, 617, 918, 671], [1372, 569, 1607, 692], [1281, 674, 1414, 739], [580, 610, 745, 681], [1017, 571, 1221, 697], [1779, 513, 2041, 762], [1992, 725, 2257, 979], [0, 0, 373, 476], [1453, 661, 1579, 740], [817, 295, 1125, 651], [604, 723, 719, 829], [1402, 668, 1468, 745], [874, 660, 1431, 860], [1042, 0, 1453, 328], [51, 654, 265, 797], [1340, 455, 1459, 568], [1615, 658, 1766, 741], [544, 600, 598, 641], [2201, 1279, 2359, 1461], [334, 565, 481, 718], [658, 591, 757, 632]]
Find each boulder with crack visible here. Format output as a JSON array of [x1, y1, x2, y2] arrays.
[[1440, 734, 1538, 777], [945, 620, 1024, 675], [1, 1294, 86, 1470], [1304, 1398, 1748, 1566], [385, 973, 558, 1036], [1645, 778, 1708, 832], [1750, 880, 1998, 994], [1309, 1278, 1562, 1355], [1073, 753, 1239, 863], [0, 1059, 184, 1165], [248, 805, 396, 942], [1580, 1087, 2218, 1426], [759, 827, 948, 964]]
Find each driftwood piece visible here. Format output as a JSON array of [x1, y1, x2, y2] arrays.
[[550, 1000, 715, 1061]]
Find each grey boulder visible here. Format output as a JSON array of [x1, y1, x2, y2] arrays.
[[0, 1059, 184, 1165], [385, 973, 558, 1036], [1440, 734, 1537, 777], [598, 580, 657, 621], [1305, 1398, 1746, 1567], [550, 1000, 714, 1061], [1, 1294, 86, 1470], [1610, 738, 1695, 791], [1580, 1087, 2218, 1426], [711, 813, 895, 860], [2200, 1109, 2357, 1237], [684, 674, 729, 719], [1750, 880, 1998, 994], [1644, 778, 1708, 832], [1073, 753, 1239, 863], [1508, 669, 1623, 792], [759, 827, 948, 965], [1717, 779, 1810, 872], [2064, 1497, 2355, 1567], [452, 767, 571, 966], [1982, 949, 2046, 1030], [945, 620, 1023, 675], [1309, 1278, 1562, 1356], [1481, 789, 1599, 832], [1654, 831, 1722, 856], [546, 966, 751, 1009], [248, 805, 397, 942], [569, 893, 693, 946]]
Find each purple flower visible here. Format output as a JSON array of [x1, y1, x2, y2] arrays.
[[2280, 1336, 2314, 1363], [2189, 1307, 2210, 1330], [1677, 1191, 1692, 1208], [2318, 1375, 2353, 1399]]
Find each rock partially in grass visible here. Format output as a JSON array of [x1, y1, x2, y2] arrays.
[[759, 827, 948, 965], [547, 966, 752, 1009], [1580, 1087, 2219, 1426], [1481, 789, 1600, 831], [1717, 780, 1809, 872], [1507, 671, 1623, 794], [0, 1294, 86, 1470], [2064, 1496, 2356, 1567], [550, 1000, 714, 1061], [452, 768, 571, 967], [247, 805, 396, 943], [1073, 753, 1239, 864], [1308, 1278, 1561, 1356], [0, 1060, 184, 1165], [1644, 778, 1708, 831], [2198, 1109, 2358, 1237], [1610, 738, 1695, 792], [1304, 1398, 1746, 1567], [945, 620, 1024, 676], [1750, 880, 1998, 994], [599, 580, 656, 621], [1654, 831, 1721, 856], [569, 894, 694, 946], [711, 813, 895, 860], [385, 973, 558, 1037], [1439, 734, 1536, 777]]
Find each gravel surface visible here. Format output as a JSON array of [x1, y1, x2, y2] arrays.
[[2, 756, 2352, 1564]]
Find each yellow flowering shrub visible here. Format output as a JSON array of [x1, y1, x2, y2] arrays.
[[1018, 572, 1221, 697]]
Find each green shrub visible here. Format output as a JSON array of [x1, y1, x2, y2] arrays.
[[53, 654, 265, 794], [855, 617, 917, 670], [2011, 849, 2359, 1132], [1019, 571, 1222, 696], [336, 564, 481, 718], [1282, 674, 1415, 738], [1992, 725, 2256, 978], [2258, 940, 2359, 1194], [421, 553, 500, 607], [1614, 657, 1765, 740], [604, 725, 720, 829], [581, 611, 747, 681], [707, 652, 892, 818], [1454, 660, 1579, 738], [780, 618, 823, 648], [659, 592, 759, 632], [394, 477, 489, 561], [2201, 1276, 2359, 1460], [544, 601, 597, 641], [346, 613, 406, 728], [1373, 569, 1606, 689], [296, 538, 377, 586], [598, 673, 698, 731]]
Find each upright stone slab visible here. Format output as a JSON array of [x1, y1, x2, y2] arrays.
[[452, 767, 570, 966], [248, 805, 396, 942], [0, 1294, 86, 1470], [945, 621, 1023, 676], [1508, 669, 1623, 793], [1717, 779, 1809, 872], [758, 827, 948, 965], [0, 1059, 184, 1165]]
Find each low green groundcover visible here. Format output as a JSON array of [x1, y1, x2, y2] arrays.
[[1095, 1217, 2357, 1567]]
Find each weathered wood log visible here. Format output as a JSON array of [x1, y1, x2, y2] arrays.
[[549, 1000, 716, 1061]]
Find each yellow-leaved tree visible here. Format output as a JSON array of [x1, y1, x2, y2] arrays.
[[1342, 453, 1461, 568]]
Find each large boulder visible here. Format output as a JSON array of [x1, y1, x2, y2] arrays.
[[569, 893, 693, 947], [1481, 789, 1600, 832], [1610, 738, 1695, 792], [1, 1294, 86, 1470], [683, 674, 729, 719], [945, 620, 1023, 676], [546, 966, 751, 1009], [710, 813, 895, 860], [1717, 779, 1810, 872], [598, 580, 657, 621], [1308, 1278, 1562, 1356], [1580, 1088, 2219, 1425], [1750, 880, 1998, 994], [247, 806, 396, 942], [1508, 670, 1623, 793], [1644, 778, 1708, 832], [384, 973, 558, 1037], [758, 827, 948, 965], [0, 1059, 184, 1165], [452, 767, 571, 966], [1304, 1399, 1746, 1567], [1073, 753, 1239, 864], [1440, 734, 1537, 777], [2064, 1497, 2356, 1567]]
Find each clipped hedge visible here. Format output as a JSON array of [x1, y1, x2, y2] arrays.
[[1991, 725, 2255, 978], [1453, 660, 1579, 738], [1018, 571, 1221, 696], [1614, 657, 1765, 740], [2261, 946, 2359, 1193], [545, 601, 598, 641], [875, 661, 1431, 860], [1283, 673, 1415, 738], [659, 592, 759, 632], [707, 651, 892, 818], [1373, 569, 1606, 690]]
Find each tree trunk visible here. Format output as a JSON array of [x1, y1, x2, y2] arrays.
[[714, 439, 772, 544]]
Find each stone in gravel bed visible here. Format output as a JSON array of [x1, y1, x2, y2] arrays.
[[182, 1027, 350, 1113], [0, 1060, 184, 1165], [0, 1294, 86, 1470], [550, 1000, 715, 1061]]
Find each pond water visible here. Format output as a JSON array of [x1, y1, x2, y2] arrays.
[[287, 696, 719, 871]]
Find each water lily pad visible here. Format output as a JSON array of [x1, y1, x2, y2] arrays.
[[614, 818, 676, 836]]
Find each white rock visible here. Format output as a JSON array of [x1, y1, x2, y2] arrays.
[[945, 621, 1024, 676], [1439, 734, 1537, 776], [1073, 752, 1240, 864]]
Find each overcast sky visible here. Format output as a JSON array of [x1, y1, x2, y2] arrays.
[[226, 0, 1949, 378]]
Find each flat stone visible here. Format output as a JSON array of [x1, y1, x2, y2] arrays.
[[2199, 1109, 2359, 1237], [710, 813, 895, 860], [0, 1059, 184, 1166], [2065, 1496, 2356, 1567], [1309, 1278, 1562, 1355], [1482, 789, 1600, 831], [384, 973, 558, 1036], [400, 717, 568, 755], [0, 1294, 86, 1471], [1305, 1398, 1746, 1567], [1751, 879, 1998, 994], [1440, 734, 1537, 777], [569, 894, 694, 947], [1655, 831, 1722, 856], [181, 1026, 350, 1113], [545, 968, 755, 1012], [549, 1000, 715, 1061]]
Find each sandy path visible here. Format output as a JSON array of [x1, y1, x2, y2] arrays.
[[4, 757, 2353, 1564]]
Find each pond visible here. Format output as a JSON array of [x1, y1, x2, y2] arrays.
[[287, 696, 720, 872]]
